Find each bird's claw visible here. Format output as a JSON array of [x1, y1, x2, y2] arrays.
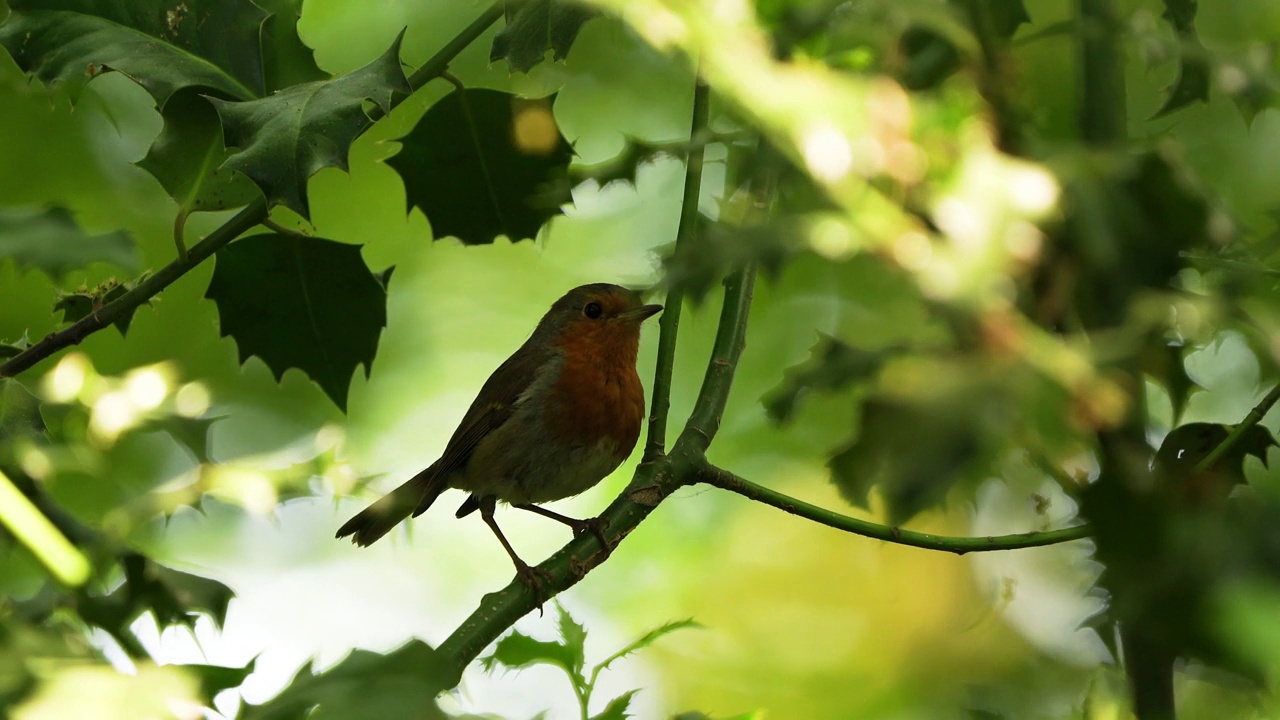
[[514, 561, 555, 611], [570, 516, 613, 555]]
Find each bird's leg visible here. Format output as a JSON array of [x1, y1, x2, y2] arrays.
[[513, 503, 613, 555], [479, 496, 552, 600]]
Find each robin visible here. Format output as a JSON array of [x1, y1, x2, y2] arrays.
[[336, 283, 662, 586]]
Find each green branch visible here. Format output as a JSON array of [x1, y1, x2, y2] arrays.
[[1078, 0, 1127, 144], [0, 201, 267, 377], [1194, 383, 1280, 474], [696, 461, 1092, 555], [645, 78, 710, 461], [0, 2, 505, 379]]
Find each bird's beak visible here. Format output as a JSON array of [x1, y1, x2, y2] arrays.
[[620, 304, 663, 323]]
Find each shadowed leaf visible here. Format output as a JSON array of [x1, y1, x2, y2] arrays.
[[0, 207, 135, 278], [206, 234, 387, 412], [764, 334, 903, 422], [491, 0, 596, 73], [388, 89, 573, 245], [54, 278, 139, 335], [139, 91, 261, 214]]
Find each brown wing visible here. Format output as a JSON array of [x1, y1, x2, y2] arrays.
[[411, 334, 550, 516]]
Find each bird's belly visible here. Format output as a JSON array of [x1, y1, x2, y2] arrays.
[[458, 423, 625, 505]]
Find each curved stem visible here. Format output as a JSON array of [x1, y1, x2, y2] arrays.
[[645, 77, 710, 461], [696, 461, 1093, 554], [678, 266, 754, 455]]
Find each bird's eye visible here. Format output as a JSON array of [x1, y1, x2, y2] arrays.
[[583, 302, 603, 319]]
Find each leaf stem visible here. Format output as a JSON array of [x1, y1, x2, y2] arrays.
[[678, 266, 754, 455], [645, 77, 710, 461], [696, 461, 1093, 554]]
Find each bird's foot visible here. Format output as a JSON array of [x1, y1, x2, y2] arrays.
[[569, 516, 614, 557], [514, 560, 555, 611]]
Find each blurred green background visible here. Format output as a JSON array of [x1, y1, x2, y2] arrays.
[[3, 0, 1280, 718]]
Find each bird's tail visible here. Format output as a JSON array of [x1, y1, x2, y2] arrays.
[[335, 463, 447, 546]]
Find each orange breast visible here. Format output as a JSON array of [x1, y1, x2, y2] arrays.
[[545, 322, 645, 459]]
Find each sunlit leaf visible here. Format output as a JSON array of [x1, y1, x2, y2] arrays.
[[480, 629, 576, 674], [388, 89, 573, 245], [589, 689, 637, 720], [556, 602, 587, 674], [595, 618, 700, 675], [206, 234, 387, 412]]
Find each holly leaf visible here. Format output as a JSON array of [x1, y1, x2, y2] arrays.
[[556, 602, 587, 674], [54, 278, 138, 335], [210, 34, 410, 218], [764, 334, 903, 422], [241, 641, 449, 720], [0, 1, 264, 107], [0, 207, 135, 277], [0, 333, 32, 360], [1140, 340, 1197, 422], [206, 234, 387, 412], [0, 378, 45, 445], [255, 0, 327, 91], [388, 89, 574, 245], [589, 690, 637, 720], [480, 630, 576, 674], [189, 658, 256, 705], [138, 91, 262, 215], [491, 0, 596, 73], [1154, 54, 1210, 118]]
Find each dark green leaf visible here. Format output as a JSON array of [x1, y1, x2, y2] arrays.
[[388, 89, 574, 245], [664, 218, 801, 303], [206, 233, 387, 412], [590, 690, 637, 720], [241, 641, 449, 720], [1140, 340, 1197, 421], [255, 0, 327, 91], [1061, 151, 1209, 329], [764, 334, 902, 422], [189, 657, 256, 704], [210, 34, 410, 217], [1154, 54, 1210, 118], [556, 602, 587, 674], [491, 0, 596, 73], [138, 91, 261, 214], [1154, 422, 1275, 503], [0, 333, 32, 360], [0, 207, 135, 277], [829, 390, 995, 523], [54, 278, 137, 335], [480, 630, 576, 674], [0, 2, 264, 107]]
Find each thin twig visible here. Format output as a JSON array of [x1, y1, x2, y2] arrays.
[[645, 77, 710, 461], [696, 461, 1092, 555]]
